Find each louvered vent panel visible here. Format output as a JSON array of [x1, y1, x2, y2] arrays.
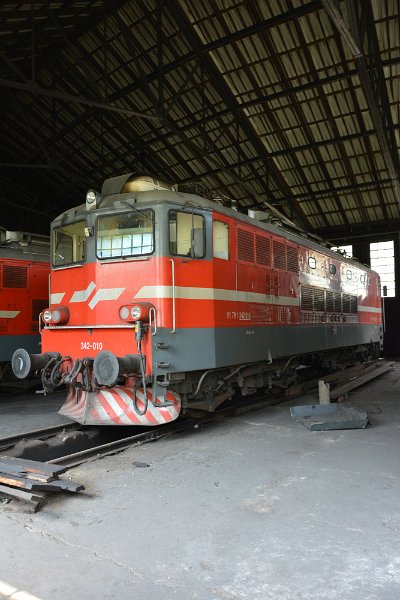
[[334, 292, 342, 312], [255, 235, 271, 266], [287, 247, 298, 272], [301, 286, 314, 310], [314, 289, 325, 312], [32, 299, 48, 322], [273, 241, 286, 270], [350, 295, 358, 314], [342, 294, 351, 313], [3, 265, 28, 288], [237, 229, 254, 262], [326, 290, 335, 313]]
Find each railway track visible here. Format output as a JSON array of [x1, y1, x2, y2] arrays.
[[0, 360, 393, 469], [0, 422, 79, 449]]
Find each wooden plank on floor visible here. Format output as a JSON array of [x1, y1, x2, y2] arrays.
[[0, 455, 67, 476], [0, 484, 45, 506], [0, 472, 84, 493], [0, 473, 38, 490], [37, 479, 85, 493], [0, 462, 54, 481], [330, 362, 394, 401]]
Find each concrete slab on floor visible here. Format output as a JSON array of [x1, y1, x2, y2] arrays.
[[1, 363, 400, 600], [0, 389, 72, 437]]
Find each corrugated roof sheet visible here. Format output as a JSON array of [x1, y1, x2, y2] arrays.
[[0, 0, 399, 240]]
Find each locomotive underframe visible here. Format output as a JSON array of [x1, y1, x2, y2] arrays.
[[171, 340, 381, 413], [37, 331, 381, 421]]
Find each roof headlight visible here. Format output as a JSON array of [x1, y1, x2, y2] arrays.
[[86, 189, 101, 211], [86, 189, 97, 204]]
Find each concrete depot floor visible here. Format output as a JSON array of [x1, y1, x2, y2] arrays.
[[1, 364, 400, 600], [0, 388, 71, 437]]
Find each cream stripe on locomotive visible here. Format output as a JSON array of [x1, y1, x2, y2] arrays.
[[357, 306, 382, 314], [70, 281, 96, 303], [134, 285, 299, 305], [88, 287, 126, 309], [0, 310, 20, 318], [50, 293, 65, 304]]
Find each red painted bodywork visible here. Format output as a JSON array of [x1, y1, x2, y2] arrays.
[[44, 209, 382, 364], [0, 258, 49, 339]]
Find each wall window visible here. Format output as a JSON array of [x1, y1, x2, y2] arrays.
[[213, 220, 229, 260], [370, 240, 395, 297], [169, 211, 205, 258], [332, 244, 353, 258], [308, 256, 316, 269]]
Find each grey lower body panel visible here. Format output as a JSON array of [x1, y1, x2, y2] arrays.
[[152, 324, 382, 373], [0, 334, 42, 363]]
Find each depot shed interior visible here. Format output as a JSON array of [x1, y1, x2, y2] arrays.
[[1, 3, 400, 599], [1, 0, 400, 351]]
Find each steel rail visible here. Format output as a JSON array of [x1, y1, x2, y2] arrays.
[[49, 394, 294, 468], [0, 422, 79, 449], [1, 360, 388, 467], [47, 359, 390, 468]]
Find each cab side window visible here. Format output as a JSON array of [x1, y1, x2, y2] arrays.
[[213, 220, 229, 260], [169, 211, 205, 258]]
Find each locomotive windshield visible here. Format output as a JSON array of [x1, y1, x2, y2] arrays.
[[52, 220, 86, 267], [96, 209, 154, 259]]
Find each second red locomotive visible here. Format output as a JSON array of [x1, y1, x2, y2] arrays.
[[0, 228, 49, 383], [12, 174, 382, 424]]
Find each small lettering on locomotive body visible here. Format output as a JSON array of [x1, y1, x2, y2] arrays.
[[226, 311, 251, 320], [80, 341, 103, 350]]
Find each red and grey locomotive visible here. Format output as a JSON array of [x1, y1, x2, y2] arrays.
[[0, 228, 49, 382], [12, 174, 382, 424]]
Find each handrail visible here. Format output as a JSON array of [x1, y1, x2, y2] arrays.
[[170, 258, 176, 333], [149, 306, 157, 336]]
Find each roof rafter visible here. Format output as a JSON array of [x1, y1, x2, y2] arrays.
[[321, 0, 400, 207], [166, 0, 311, 228]]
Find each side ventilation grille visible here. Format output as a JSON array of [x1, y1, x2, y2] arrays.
[[273, 241, 286, 270], [32, 299, 48, 322], [3, 265, 28, 288], [287, 247, 299, 272], [255, 235, 271, 266], [237, 229, 254, 263]]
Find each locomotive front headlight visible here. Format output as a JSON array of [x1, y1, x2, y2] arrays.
[[119, 305, 131, 320], [42, 306, 69, 325], [51, 306, 70, 325], [119, 302, 154, 322], [42, 309, 52, 323], [130, 305, 142, 320]]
